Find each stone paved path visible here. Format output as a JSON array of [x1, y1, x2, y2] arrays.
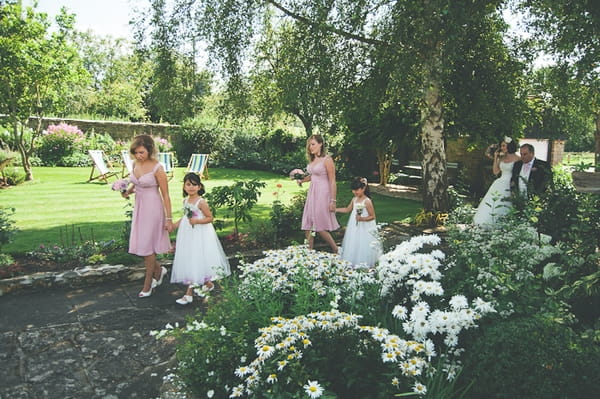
[[0, 279, 201, 399]]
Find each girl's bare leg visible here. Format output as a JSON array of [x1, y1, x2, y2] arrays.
[[318, 231, 338, 253]]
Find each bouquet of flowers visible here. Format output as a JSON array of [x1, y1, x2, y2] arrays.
[[289, 168, 308, 185], [355, 203, 365, 226], [184, 203, 197, 228], [111, 179, 129, 194]]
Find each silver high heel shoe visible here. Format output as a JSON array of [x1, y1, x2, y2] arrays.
[[138, 288, 152, 298]]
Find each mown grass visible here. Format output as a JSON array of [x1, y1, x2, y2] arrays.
[[0, 167, 421, 254]]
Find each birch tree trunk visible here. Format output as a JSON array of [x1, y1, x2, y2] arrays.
[[420, 75, 448, 212]]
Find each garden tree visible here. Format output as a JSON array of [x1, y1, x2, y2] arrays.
[[340, 50, 421, 185], [132, 0, 212, 124], [0, 3, 85, 180], [249, 16, 357, 136], [523, 66, 595, 151], [518, 0, 600, 169], [165, 0, 518, 212], [69, 31, 150, 120]]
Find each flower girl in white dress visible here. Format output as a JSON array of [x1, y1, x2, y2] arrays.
[[335, 177, 382, 268], [170, 173, 230, 305], [473, 137, 520, 226]]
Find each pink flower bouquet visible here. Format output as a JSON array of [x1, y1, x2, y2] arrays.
[[111, 179, 129, 193], [289, 168, 308, 181]]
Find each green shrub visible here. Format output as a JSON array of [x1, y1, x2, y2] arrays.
[[0, 206, 17, 249], [104, 251, 140, 266], [36, 123, 85, 166], [445, 218, 561, 317], [1, 167, 26, 185], [460, 317, 600, 399], [84, 131, 117, 154], [172, 117, 220, 165], [270, 192, 307, 247], [0, 252, 15, 266]]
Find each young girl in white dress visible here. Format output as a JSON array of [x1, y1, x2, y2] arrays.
[[336, 177, 382, 268], [170, 173, 230, 305]]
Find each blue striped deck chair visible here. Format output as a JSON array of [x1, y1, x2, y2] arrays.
[[120, 150, 134, 178], [87, 150, 118, 184], [186, 153, 209, 179], [157, 152, 175, 180]]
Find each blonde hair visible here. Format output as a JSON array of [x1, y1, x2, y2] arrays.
[[130, 134, 156, 160], [305, 134, 326, 162]]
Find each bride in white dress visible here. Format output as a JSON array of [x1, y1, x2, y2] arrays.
[[473, 137, 520, 226]]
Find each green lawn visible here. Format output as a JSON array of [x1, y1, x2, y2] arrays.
[[0, 167, 421, 254]]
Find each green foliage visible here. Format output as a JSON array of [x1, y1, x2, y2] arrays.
[[104, 251, 140, 266], [445, 218, 561, 318], [0, 252, 15, 267], [206, 179, 267, 237], [0, 207, 18, 249], [26, 224, 125, 265], [1, 166, 26, 185], [172, 116, 220, 165], [270, 191, 307, 248], [36, 123, 85, 166], [0, 3, 86, 180], [461, 317, 600, 399]]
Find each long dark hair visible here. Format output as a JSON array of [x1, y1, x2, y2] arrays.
[[182, 172, 205, 197], [350, 177, 371, 198]]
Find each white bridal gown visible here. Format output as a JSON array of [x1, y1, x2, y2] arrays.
[[473, 161, 515, 226]]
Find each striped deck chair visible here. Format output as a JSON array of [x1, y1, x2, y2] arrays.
[[157, 152, 175, 180], [121, 150, 134, 178], [186, 153, 209, 179], [87, 150, 118, 184]]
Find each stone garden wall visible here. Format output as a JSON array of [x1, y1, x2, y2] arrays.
[[0, 116, 181, 142]]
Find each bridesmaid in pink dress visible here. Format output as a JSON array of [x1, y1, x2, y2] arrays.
[[298, 134, 339, 252], [122, 135, 173, 297]]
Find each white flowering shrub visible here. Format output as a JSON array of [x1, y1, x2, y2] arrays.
[[445, 220, 562, 317], [154, 237, 495, 398]]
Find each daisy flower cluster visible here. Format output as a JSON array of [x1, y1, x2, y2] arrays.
[[237, 245, 376, 302], [230, 309, 429, 397], [377, 234, 495, 362]]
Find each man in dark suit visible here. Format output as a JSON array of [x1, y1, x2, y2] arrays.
[[511, 143, 553, 197]]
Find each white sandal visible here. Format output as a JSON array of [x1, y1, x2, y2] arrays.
[[175, 295, 193, 305]]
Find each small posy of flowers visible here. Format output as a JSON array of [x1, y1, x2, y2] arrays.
[[183, 203, 197, 228], [355, 202, 365, 225], [111, 179, 129, 194], [289, 168, 308, 185]]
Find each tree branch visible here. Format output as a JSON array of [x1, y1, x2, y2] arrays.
[[265, 0, 392, 48]]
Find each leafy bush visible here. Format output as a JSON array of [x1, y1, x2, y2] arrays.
[[104, 251, 140, 266], [460, 317, 600, 399], [0, 252, 14, 266], [172, 117, 220, 165], [36, 123, 85, 166], [1, 167, 26, 185], [84, 131, 117, 154], [0, 206, 17, 249], [270, 191, 307, 247], [445, 218, 561, 318], [206, 179, 267, 237], [154, 237, 496, 398]]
